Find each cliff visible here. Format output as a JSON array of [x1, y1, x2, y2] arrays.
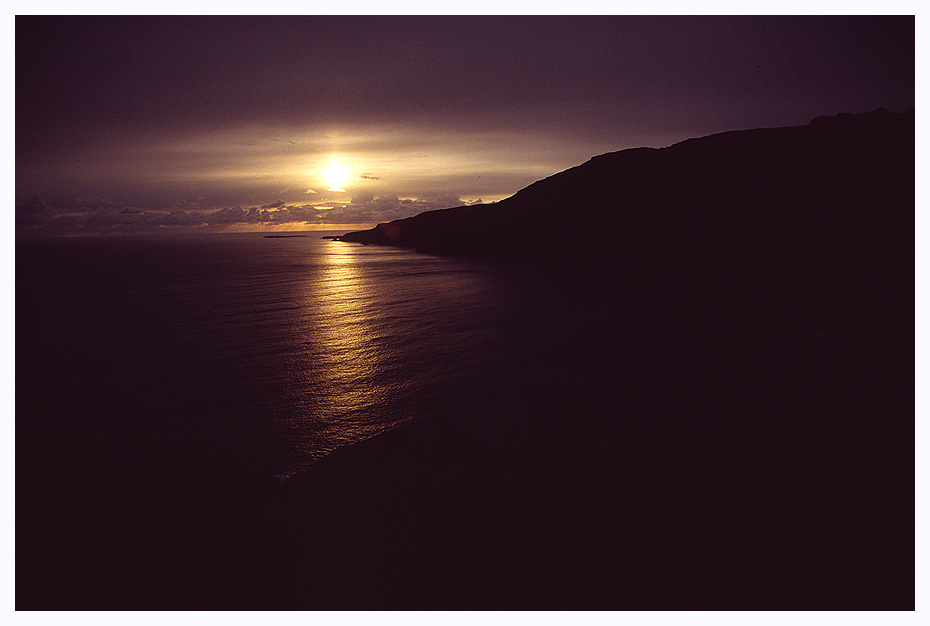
[[340, 109, 913, 279]]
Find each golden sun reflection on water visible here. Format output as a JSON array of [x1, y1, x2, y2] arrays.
[[300, 245, 399, 449]]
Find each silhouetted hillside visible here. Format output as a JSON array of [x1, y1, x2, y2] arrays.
[[341, 108, 913, 273]]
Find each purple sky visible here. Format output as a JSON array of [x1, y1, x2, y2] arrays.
[[15, 15, 915, 234]]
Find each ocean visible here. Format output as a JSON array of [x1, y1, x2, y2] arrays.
[[18, 231, 620, 607], [16, 231, 560, 478], [16, 228, 913, 609]]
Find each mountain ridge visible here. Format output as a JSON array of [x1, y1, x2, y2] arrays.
[[337, 108, 913, 274]]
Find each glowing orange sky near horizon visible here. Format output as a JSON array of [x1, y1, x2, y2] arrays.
[[16, 120, 641, 233], [15, 16, 913, 235], [31, 121, 624, 206]]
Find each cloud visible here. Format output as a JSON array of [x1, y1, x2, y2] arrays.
[[15, 193, 476, 235], [423, 195, 465, 210], [313, 195, 467, 225], [205, 207, 249, 224]]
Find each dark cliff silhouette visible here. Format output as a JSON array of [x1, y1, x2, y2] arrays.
[[340, 109, 912, 274], [289, 109, 911, 609]]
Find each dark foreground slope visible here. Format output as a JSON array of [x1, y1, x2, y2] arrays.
[[308, 110, 914, 609]]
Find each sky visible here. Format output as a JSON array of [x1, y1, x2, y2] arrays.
[[14, 14, 916, 235]]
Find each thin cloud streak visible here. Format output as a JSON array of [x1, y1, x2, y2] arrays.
[[17, 121, 612, 215], [15, 193, 483, 235]]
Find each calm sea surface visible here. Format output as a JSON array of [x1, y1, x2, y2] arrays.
[[18, 231, 595, 480], [18, 229, 635, 607], [18, 226, 913, 609]]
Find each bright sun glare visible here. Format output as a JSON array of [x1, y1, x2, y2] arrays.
[[324, 161, 349, 192]]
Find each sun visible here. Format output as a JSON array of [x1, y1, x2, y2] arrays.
[[324, 161, 349, 192]]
